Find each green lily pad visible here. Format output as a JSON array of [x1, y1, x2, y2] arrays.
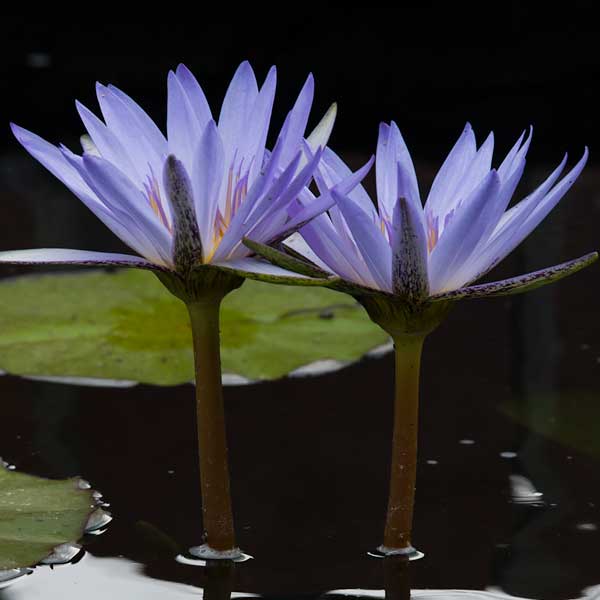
[[0, 269, 388, 386], [0, 464, 96, 570]]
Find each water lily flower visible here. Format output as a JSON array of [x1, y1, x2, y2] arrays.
[[245, 122, 597, 558], [0, 61, 359, 560]]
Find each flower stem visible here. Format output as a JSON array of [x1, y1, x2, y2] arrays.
[[382, 334, 425, 552], [187, 296, 236, 553]]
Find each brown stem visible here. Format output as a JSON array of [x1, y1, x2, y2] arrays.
[[187, 296, 236, 553], [382, 334, 425, 551]]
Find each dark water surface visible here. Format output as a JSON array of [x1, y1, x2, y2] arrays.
[[0, 157, 599, 598]]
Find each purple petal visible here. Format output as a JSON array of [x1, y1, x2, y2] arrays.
[[175, 64, 213, 128], [430, 252, 597, 301], [424, 123, 477, 220], [428, 170, 502, 294], [106, 83, 168, 158], [167, 71, 204, 174], [277, 73, 314, 166], [315, 147, 376, 220], [191, 121, 225, 252], [78, 155, 173, 265], [458, 150, 588, 286], [376, 122, 420, 223], [75, 101, 137, 179], [497, 127, 532, 181], [390, 197, 429, 299], [96, 84, 164, 182], [240, 66, 277, 183], [218, 61, 259, 159], [333, 189, 392, 292], [10, 124, 159, 263], [0, 248, 164, 270]]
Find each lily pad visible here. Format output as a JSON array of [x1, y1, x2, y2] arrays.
[[0, 269, 388, 386], [0, 464, 96, 570]]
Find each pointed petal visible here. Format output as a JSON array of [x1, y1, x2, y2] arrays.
[[105, 83, 168, 157], [428, 170, 502, 294], [163, 155, 202, 270], [75, 101, 137, 178], [191, 120, 225, 251], [377, 122, 420, 222], [175, 64, 213, 128], [425, 123, 477, 219], [0, 248, 165, 270], [277, 73, 314, 165], [390, 197, 429, 299], [333, 189, 392, 292], [430, 252, 598, 301], [280, 232, 332, 273], [306, 102, 337, 154], [218, 61, 259, 157], [96, 83, 164, 182], [167, 71, 203, 174], [79, 155, 173, 265], [458, 150, 588, 286], [241, 66, 277, 183]]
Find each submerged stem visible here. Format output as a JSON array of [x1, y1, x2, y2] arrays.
[[187, 296, 236, 553], [382, 334, 425, 552]]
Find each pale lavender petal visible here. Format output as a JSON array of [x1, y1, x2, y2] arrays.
[[497, 127, 532, 181], [167, 71, 203, 174], [430, 252, 597, 301], [175, 64, 212, 128], [191, 120, 225, 251], [212, 152, 303, 261], [390, 196, 429, 299], [0, 248, 164, 270], [218, 61, 259, 159], [96, 84, 164, 182], [240, 66, 277, 184], [277, 74, 314, 165], [448, 131, 494, 215], [79, 155, 173, 265], [106, 83, 168, 157], [453, 150, 588, 288], [315, 147, 376, 219], [492, 153, 568, 235], [60, 148, 168, 264], [333, 189, 392, 292], [75, 101, 137, 179], [10, 124, 158, 262], [425, 123, 477, 219], [377, 122, 420, 222], [428, 170, 502, 293]]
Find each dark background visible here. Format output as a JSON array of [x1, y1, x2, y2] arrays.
[[0, 15, 597, 163]]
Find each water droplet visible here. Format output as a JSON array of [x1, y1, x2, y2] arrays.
[[0, 568, 32, 589], [426, 459, 438, 465], [509, 475, 544, 505], [500, 451, 518, 459], [459, 439, 475, 445], [40, 543, 83, 566], [85, 508, 113, 534], [576, 523, 598, 531]]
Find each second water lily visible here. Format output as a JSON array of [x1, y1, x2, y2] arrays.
[[247, 122, 598, 556]]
